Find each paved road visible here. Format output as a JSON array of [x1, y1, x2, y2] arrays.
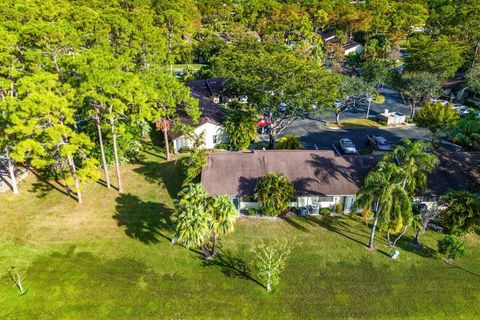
[[282, 118, 430, 151], [312, 86, 410, 123]]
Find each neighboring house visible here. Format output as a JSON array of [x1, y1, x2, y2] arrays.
[[321, 32, 364, 56], [201, 150, 379, 212], [201, 150, 480, 213], [171, 78, 228, 153], [442, 73, 466, 102], [415, 152, 480, 206]]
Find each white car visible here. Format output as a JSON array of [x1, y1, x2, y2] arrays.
[[430, 98, 449, 106], [339, 138, 357, 154], [452, 104, 471, 115]]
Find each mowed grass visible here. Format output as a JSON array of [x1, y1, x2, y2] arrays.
[[1, 146, 480, 319]]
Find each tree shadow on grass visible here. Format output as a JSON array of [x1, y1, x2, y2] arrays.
[[448, 263, 480, 278], [201, 249, 264, 289], [394, 236, 437, 258], [113, 193, 174, 244], [308, 215, 374, 248], [280, 216, 312, 233], [133, 158, 185, 200]]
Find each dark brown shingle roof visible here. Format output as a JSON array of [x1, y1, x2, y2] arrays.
[[202, 151, 480, 198], [170, 79, 227, 139], [201, 150, 380, 197], [426, 152, 480, 195]]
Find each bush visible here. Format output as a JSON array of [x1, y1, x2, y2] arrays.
[[277, 135, 302, 150], [335, 203, 343, 214], [246, 208, 257, 216], [320, 207, 330, 216], [215, 143, 230, 150], [438, 235, 466, 260]]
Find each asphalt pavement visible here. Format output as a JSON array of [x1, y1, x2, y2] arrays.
[[282, 119, 430, 151]]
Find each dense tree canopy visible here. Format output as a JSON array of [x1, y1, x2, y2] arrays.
[[1, 0, 477, 200], [212, 43, 341, 148]]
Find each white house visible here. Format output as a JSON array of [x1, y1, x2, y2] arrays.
[[321, 32, 364, 56], [171, 78, 228, 153], [201, 150, 380, 213]]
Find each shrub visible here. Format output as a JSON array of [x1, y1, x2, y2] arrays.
[[246, 208, 257, 216], [276, 135, 302, 150], [254, 173, 295, 217], [215, 143, 230, 150], [320, 207, 330, 216], [335, 203, 343, 214], [438, 235, 466, 260]]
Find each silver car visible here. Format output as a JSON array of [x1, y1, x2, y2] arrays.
[[340, 138, 357, 154]]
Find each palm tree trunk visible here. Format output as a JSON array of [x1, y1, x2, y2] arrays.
[[110, 117, 123, 193], [211, 231, 217, 257], [163, 128, 171, 161], [67, 155, 82, 204], [96, 116, 110, 188], [368, 201, 380, 249], [413, 231, 421, 245], [6, 153, 19, 195], [393, 226, 409, 246]]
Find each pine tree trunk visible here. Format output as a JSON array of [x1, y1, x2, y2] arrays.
[[163, 128, 171, 161], [96, 117, 110, 188], [67, 155, 82, 204], [6, 154, 19, 195], [110, 117, 123, 193]]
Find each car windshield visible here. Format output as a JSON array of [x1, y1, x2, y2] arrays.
[[343, 140, 354, 147], [378, 140, 387, 146]]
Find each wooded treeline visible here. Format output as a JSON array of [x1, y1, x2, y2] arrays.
[[1, 0, 479, 201]]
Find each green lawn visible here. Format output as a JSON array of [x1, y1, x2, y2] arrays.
[[329, 118, 383, 129], [1, 146, 480, 319]]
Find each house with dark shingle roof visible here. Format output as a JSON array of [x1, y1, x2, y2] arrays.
[[202, 150, 380, 212], [171, 78, 228, 153], [201, 150, 480, 213]]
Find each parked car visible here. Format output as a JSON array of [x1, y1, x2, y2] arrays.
[[430, 98, 449, 106], [452, 104, 471, 115], [367, 134, 392, 151], [339, 138, 357, 154]]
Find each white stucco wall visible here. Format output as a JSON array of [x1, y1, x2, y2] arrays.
[[345, 45, 364, 56], [172, 122, 226, 153]]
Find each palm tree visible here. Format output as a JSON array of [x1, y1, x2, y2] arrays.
[[442, 191, 480, 235], [207, 195, 237, 256], [174, 184, 210, 250], [174, 184, 238, 257], [354, 162, 412, 249], [276, 135, 302, 150], [381, 139, 438, 246], [254, 173, 295, 217], [383, 139, 439, 195]]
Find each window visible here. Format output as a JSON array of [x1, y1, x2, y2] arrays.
[[212, 135, 218, 144], [317, 196, 334, 202]]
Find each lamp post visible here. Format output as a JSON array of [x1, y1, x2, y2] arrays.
[[366, 96, 373, 120]]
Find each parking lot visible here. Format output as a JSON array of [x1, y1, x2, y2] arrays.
[[282, 119, 430, 152]]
